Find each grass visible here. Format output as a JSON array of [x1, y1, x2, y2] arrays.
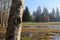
[[22, 28, 60, 33], [0, 22, 60, 40], [22, 22, 60, 26]]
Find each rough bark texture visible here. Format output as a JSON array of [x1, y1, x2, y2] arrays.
[[5, 0, 24, 40]]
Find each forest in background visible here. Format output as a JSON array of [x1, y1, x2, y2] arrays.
[[23, 6, 60, 22]]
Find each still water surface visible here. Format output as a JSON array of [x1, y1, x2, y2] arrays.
[[23, 25, 60, 28], [23, 25, 60, 40]]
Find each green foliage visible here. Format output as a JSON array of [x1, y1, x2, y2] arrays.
[[22, 6, 32, 22]]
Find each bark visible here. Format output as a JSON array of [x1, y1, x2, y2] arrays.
[[5, 0, 24, 40]]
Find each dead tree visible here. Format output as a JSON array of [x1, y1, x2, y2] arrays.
[[5, 0, 24, 40]]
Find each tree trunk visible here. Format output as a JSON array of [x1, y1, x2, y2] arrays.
[[5, 0, 24, 40]]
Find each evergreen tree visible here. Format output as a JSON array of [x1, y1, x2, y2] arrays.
[[32, 11, 36, 21], [43, 7, 49, 16], [22, 7, 31, 22], [51, 8, 55, 17], [51, 8, 55, 21], [32, 6, 42, 22], [56, 7, 59, 17], [42, 7, 50, 22], [36, 6, 41, 22]]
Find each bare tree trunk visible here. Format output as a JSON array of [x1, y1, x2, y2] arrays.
[[5, 0, 24, 40]]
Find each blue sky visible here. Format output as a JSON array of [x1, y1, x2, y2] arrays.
[[24, 0, 60, 14]]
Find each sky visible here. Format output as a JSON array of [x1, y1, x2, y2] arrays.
[[24, 0, 60, 14]]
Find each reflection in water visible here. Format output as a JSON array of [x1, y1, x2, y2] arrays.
[[50, 36, 60, 40], [55, 36, 60, 40], [50, 34, 60, 40], [23, 25, 60, 28], [22, 26, 60, 40]]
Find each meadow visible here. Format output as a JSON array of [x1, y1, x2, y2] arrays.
[[22, 22, 60, 26], [0, 22, 60, 40]]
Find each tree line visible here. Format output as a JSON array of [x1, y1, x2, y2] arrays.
[[23, 6, 60, 22]]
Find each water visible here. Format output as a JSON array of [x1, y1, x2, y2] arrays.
[[50, 36, 60, 40], [23, 25, 60, 29], [49, 33, 60, 40], [23, 26, 60, 40], [55, 36, 60, 40]]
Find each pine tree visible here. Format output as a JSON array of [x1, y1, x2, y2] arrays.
[[32, 6, 41, 22], [43, 7, 49, 16], [56, 7, 59, 17], [51, 8, 55, 17], [22, 7, 31, 22]]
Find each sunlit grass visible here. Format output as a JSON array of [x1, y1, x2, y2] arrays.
[[22, 22, 60, 26], [0, 22, 60, 39]]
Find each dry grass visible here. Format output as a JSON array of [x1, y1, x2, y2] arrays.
[[22, 28, 60, 33], [0, 22, 60, 39], [22, 22, 60, 26]]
